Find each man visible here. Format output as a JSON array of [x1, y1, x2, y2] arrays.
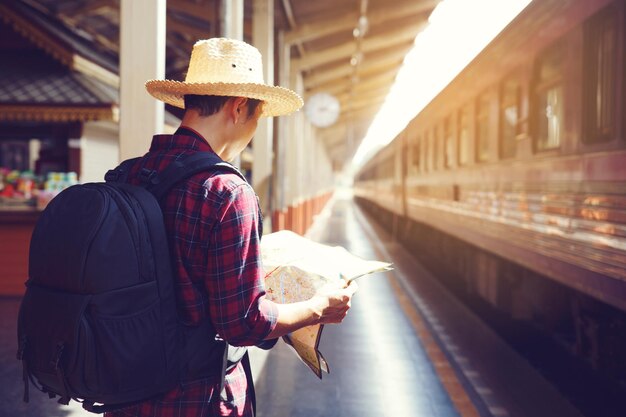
[[105, 38, 357, 417]]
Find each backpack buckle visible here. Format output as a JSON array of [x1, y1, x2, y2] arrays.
[[138, 168, 158, 185]]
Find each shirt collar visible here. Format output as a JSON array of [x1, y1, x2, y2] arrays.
[[149, 126, 214, 153]]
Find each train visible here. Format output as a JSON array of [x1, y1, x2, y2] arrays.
[[354, 0, 626, 379]]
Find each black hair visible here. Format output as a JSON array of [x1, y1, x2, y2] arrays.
[[183, 95, 262, 119]]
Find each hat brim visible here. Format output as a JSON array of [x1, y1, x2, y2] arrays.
[[145, 80, 303, 117]]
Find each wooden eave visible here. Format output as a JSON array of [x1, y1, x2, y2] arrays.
[[0, 103, 118, 123]]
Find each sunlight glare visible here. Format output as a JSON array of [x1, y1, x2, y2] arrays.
[[351, 0, 532, 169]]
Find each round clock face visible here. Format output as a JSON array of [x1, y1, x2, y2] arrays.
[[305, 92, 340, 128]]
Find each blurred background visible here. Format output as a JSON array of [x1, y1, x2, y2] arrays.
[[2, 1, 626, 416]]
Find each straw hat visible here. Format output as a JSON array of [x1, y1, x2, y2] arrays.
[[145, 38, 303, 117]]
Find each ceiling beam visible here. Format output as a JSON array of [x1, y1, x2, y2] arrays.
[[293, 22, 425, 71], [284, 0, 438, 45], [303, 45, 409, 90], [285, 13, 356, 46], [167, 0, 216, 22], [321, 108, 377, 139], [351, 71, 398, 92], [342, 96, 385, 116], [305, 66, 351, 92], [280, 0, 306, 58], [318, 123, 347, 140], [337, 85, 390, 104], [56, 12, 119, 54], [56, 0, 113, 16], [307, 64, 399, 97], [310, 69, 397, 98], [336, 105, 380, 124], [167, 16, 212, 43]]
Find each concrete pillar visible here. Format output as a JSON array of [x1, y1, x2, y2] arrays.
[[220, 0, 244, 168], [220, 0, 244, 40], [119, 0, 165, 161], [304, 122, 314, 230], [252, 0, 274, 232], [274, 31, 291, 229], [289, 69, 305, 233]]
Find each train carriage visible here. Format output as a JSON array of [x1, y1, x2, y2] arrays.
[[355, 0, 626, 377]]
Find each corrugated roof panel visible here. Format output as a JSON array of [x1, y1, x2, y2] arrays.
[[0, 51, 115, 105]]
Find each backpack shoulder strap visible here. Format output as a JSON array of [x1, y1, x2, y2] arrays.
[[104, 157, 142, 183], [147, 152, 247, 200]]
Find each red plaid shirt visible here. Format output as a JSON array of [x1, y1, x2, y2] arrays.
[[105, 127, 278, 417]]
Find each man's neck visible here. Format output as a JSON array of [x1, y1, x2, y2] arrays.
[[180, 110, 233, 160]]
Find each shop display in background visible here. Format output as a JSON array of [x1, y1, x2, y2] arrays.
[[0, 168, 78, 210], [0, 168, 38, 208], [37, 172, 79, 209]]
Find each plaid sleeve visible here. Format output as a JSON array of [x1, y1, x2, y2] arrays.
[[205, 180, 278, 346]]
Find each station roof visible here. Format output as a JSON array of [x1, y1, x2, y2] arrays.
[[2, 0, 441, 170], [0, 51, 117, 122]]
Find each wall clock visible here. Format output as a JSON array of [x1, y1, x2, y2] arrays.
[[304, 92, 340, 128]]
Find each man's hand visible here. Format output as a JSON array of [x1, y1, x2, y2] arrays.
[[310, 280, 359, 324], [264, 279, 359, 339]]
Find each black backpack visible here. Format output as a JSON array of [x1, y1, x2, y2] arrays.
[[17, 152, 247, 413]]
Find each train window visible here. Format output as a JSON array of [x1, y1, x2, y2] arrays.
[[412, 135, 421, 171], [534, 42, 564, 151], [500, 78, 519, 158], [583, 5, 618, 143], [476, 94, 490, 162], [444, 117, 454, 168], [433, 125, 440, 170], [458, 106, 470, 165]]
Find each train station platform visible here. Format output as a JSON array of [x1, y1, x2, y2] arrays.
[[1, 188, 585, 417]]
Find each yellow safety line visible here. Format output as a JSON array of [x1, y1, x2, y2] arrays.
[[387, 275, 481, 417]]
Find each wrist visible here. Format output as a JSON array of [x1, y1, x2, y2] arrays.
[[306, 297, 324, 326]]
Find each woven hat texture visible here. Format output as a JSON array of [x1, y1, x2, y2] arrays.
[[146, 38, 303, 117]]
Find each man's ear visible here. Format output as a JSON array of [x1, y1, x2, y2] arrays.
[[230, 97, 248, 123]]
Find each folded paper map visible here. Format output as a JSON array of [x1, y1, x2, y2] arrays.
[[261, 230, 392, 378]]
